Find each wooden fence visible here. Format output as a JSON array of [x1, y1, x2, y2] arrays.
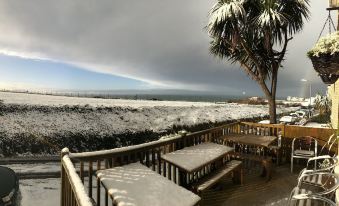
[[60, 122, 241, 206], [60, 122, 337, 206]]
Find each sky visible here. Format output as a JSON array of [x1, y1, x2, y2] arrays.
[[0, 0, 336, 97]]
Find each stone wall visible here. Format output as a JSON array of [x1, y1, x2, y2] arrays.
[[328, 80, 339, 129]]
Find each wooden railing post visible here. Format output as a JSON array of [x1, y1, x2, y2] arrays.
[[61, 148, 70, 206], [237, 122, 241, 134]]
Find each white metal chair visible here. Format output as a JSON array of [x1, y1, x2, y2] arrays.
[[291, 136, 318, 173], [288, 172, 339, 206], [289, 135, 338, 206], [288, 194, 336, 206], [298, 155, 338, 187], [298, 134, 338, 180]]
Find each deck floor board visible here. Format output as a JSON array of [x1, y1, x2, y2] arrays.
[[201, 164, 301, 206]]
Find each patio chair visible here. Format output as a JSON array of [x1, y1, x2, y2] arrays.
[[297, 134, 338, 184], [291, 136, 318, 173], [288, 194, 336, 206], [298, 155, 338, 186], [318, 134, 337, 157], [288, 172, 339, 206]]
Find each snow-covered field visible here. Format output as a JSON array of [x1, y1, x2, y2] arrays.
[[0, 92, 297, 155]]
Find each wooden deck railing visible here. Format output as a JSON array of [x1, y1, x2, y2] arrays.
[[60, 122, 240, 206], [60, 121, 337, 206]]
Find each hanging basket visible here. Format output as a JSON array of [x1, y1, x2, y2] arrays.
[[307, 11, 339, 84], [319, 73, 339, 84], [310, 53, 339, 84]]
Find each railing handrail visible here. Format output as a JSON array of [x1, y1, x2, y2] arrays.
[[68, 122, 237, 161], [69, 135, 182, 160], [61, 149, 94, 206], [240, 121, 284, 128]]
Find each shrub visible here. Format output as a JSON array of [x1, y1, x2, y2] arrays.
[[310, 113, 331, 124]]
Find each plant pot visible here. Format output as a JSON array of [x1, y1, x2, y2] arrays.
[[310, 53, 339, 84], [319, 73, 339, 84]]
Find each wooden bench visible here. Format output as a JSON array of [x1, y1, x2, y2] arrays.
[[191, 160, 242, 194]]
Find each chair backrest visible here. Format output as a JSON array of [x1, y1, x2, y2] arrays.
[[292, 136, 318, 153], [289, 194, 336, 206], [319, 134, 337, 156]]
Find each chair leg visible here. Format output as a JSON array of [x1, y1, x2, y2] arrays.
[[314, 159, 317, 171], [291, 156, 293, 173]]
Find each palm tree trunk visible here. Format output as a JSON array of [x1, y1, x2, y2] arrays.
[[268, 97, 277, 124], [257, 75, 278, 124], [269, 66, 278, 124]]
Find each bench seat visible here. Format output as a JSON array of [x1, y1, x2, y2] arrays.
[[191, 160, 242, 194]]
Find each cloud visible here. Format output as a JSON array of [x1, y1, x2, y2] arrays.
[[0, 0, 332, 96]]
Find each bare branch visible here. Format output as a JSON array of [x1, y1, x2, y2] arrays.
[[277, 32, 293, 64]]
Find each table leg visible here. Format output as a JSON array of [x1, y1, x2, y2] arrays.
[[179, 170, 188, 188]]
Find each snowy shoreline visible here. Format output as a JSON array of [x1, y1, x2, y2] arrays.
[[0, 92, 297, 156]]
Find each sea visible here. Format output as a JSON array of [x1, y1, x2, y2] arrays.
[[1, 89, 288, 102], [54, 92, 245, 102]]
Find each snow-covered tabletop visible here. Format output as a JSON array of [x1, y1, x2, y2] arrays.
[[161, 142, 234, 173], [221, 134, 277, 148], [96, 162, 200, 206]]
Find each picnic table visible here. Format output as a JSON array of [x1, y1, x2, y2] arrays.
[[220, 134, 278, 181], [221, 134, 277, 148], [96, 162, 201, 206], [161, 142, 234, 187]]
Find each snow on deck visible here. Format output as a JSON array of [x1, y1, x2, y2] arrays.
[[161, 143, 233, 172], [97, 162, 201, 206]]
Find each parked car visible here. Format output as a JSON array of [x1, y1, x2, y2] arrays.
[[258, 120, 270, 124], [279, 115, 297, 125], [295, 110, 306, 118], [0, 166, 19, 206], [289, 113, 302, 122]]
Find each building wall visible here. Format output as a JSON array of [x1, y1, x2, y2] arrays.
[[328, 79, 339, 129]]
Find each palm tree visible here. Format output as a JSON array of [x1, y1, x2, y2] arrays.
[[207, 0, 310, 123], [314, 93, 331, 115]]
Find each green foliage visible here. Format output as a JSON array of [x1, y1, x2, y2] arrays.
[[314, 93, 331, 115], [310, 113, 331, 124]]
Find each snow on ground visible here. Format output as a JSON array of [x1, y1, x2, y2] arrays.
[[303, 122, 330, 128], [6, 163, 60, 174], [0, 92, 296, 134], [0, 92, 297, 155], [18, 178, 59, 206]]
